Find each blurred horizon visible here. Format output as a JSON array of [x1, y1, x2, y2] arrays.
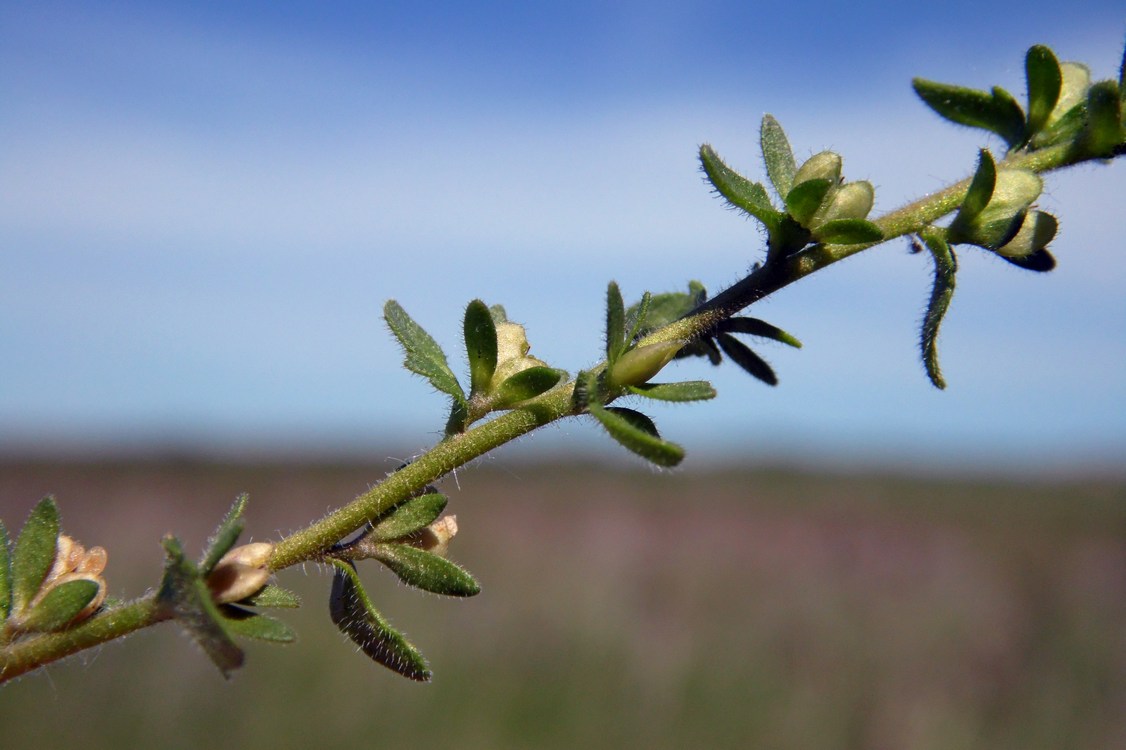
[[2, 2, 1124, 474]]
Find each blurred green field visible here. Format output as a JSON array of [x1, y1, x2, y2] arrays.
[[1, 458, 1123, 750]]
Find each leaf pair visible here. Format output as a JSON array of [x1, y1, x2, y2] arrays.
[[157, 496, 298, 679], [326, 490, 478, 680], [1, 498, 106, 636], [385, 299, 564, 435], [914, 43, 1125, 157], [700, 116, 883, 256]]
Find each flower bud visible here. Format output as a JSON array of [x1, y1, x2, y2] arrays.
[[608, 341, 685, 388], [816, 180, 874, 224], [405, 515, 459, 558], [994, 210, 1058, 258], [792, 151, 842, 187], [490, 322, 548, 390], [1047, 62, 1091, 128], [207, 542, 274, 604]]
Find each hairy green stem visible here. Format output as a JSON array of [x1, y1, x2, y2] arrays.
[[0, 595, 169, 683]]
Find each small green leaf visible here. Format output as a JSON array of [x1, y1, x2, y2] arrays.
[[370, 493, 448, 542], [372, 543, 480, 597], [1026, 45, 1062, 137], [716, 334, 777, 385], [917, 228, 957, 390], [784, 178, 832, 228], [159, 535, 244, 678], [220, 605, 296, 643], [816, 218, 885, 245], [760, 114, 797, 198], [384, 300, 466, 405], [19, 578, 100, 632], [624, 292, 652, 345], [199, 494, 248, 575], [328, 559, 431, 681], [633, 284, 704, 333], [719, 318, 802, 348], [1, 521, 11, 621], [912, 79, 1027, 148], [606, 282, 626, 363], [628, 381, 717, 402], [11, 497, 60, 614], [491, 367, 566, 409], [960, 149, 997, 223], [589, 400, 684, 468], [464, 299, 498, 398], [243, 584, 302, 609], [699, 145, 784, 234], [1080, 80, 1124, 157]]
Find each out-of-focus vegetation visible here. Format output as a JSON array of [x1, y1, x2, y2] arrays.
[[0, 457, 1122, 750]]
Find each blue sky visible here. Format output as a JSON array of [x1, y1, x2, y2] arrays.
[[1, 1, 1124, 473]]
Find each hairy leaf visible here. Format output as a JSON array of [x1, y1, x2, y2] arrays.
[[1081, 81, 1124, 157], [11, 497, 59, 614], [220, 606, 296, 643], [199, 494, 248, 575], [816, 218, 885, 245], [912, 79, 1027, 148], [1025, 44, 1062, 137], [329, 559, 430, 681], [589, 401, 685, 468], [918, 228, 957, 389], [760, 114, 797, 197], [20, 578, 100, 632], [716, 334, 778, 386], [624, 291, 652, 345], [384, 300, 466, 405], [606, 282, 627, 363], [960, 149, 997, 224], [373, 543, 480, 597], [492, 367, 566, 409], [243, 584, 302, 609], [719, 318, 803, 348], [627, 381, 717, 402], [370, 493, 448, 542], [784, 178, 832, 228], [464, 299, 498, 398], [698, 145, 783, 234], [159, 536, 244, 678]]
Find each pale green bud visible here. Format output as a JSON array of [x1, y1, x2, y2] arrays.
[[490, 321, 547, 390], [792, 151, 842, 187], [1047, 62, 1091, 127], [608, 341, 685, 388], [995, 210, 1058, 258], [816, 180, 874, 224]]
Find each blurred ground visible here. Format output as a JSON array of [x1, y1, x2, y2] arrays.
[[1, 457, 1123, 750]]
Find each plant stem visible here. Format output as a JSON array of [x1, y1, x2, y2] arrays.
[[0, 595, 169, 684]]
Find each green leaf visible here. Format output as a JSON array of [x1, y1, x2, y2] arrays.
[[784, 178, 832, 228], [588, 400, 684, 468], [605, 282, 626, 363], [0, 521, 11, 621], [627, 381, 717, 402], [960, 149, 997, 224], [373, 543, 481, 597], [624, 291, 652, 345], [328, 559, 431, 681], [816, 218, 885, 245], [220, 605, 296, 643], [716, 334, 777, 385], [1025, 45, 1062, 137], [464, 299, 498, 398], [158, 535, 244, 678], [912, 79, 1027, 148], [370, 492, 448, 542], [698, 145, 783, 234], [633, 284, 704, 333], [1080, 80, 1124, 157], [11, 497, 60, 614], [199, 494, 248, 575], [384, 300, 466, 405], [19, 578, 100, 632], [917, 228, 957, 390], [760, 114, 797, 197], [491, 367, 566, 409], [243, 584, 302, 609], [998, 248, 1056, 272], [720, 318, 803, 348]]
